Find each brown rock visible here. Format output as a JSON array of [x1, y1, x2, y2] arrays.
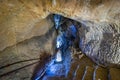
[[0, 0, 119, 51]]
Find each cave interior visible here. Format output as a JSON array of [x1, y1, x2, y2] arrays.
[[0, 1, 120, 80]]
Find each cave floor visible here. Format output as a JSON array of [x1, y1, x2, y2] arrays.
[[0, 46, 120, 80], [0, 46, 39, 80], [33, 48, 120, 80]]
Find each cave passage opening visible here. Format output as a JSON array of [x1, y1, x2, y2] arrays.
[[33, 14, 83, 80]]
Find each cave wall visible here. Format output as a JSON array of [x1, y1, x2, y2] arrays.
[[0, 0, 53, 51], [0, 0, 119, 51]]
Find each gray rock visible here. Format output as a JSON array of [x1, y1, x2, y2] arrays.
[[78, 21, 120, 67]]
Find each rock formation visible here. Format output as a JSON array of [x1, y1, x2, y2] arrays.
[[78, 21, 120, 67], [0, 0, 119, 66]]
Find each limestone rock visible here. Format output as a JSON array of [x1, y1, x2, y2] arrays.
[[0, 0, 119, 51], [78, 21, 120, 67]]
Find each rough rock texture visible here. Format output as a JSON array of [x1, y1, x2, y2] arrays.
[[0, 0, 119, 71], [0, 0, 53, 51], [78, 21, 120, 67], [0, 0, 119, 51], [0, 25, 56, 80], [0, 0, 120, 79]]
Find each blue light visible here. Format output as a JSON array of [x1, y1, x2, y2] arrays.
[[56, 35, 64, 49], [34, 49, 71, 80], [46, 61, 66, 76], [55, 50, 62, 62], [70, 25, 77, 37], [54, 14, 61, 29], [69, 25, 77, 38]]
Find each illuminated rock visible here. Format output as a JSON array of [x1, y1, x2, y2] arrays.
[[0, 0, 119, 51]]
